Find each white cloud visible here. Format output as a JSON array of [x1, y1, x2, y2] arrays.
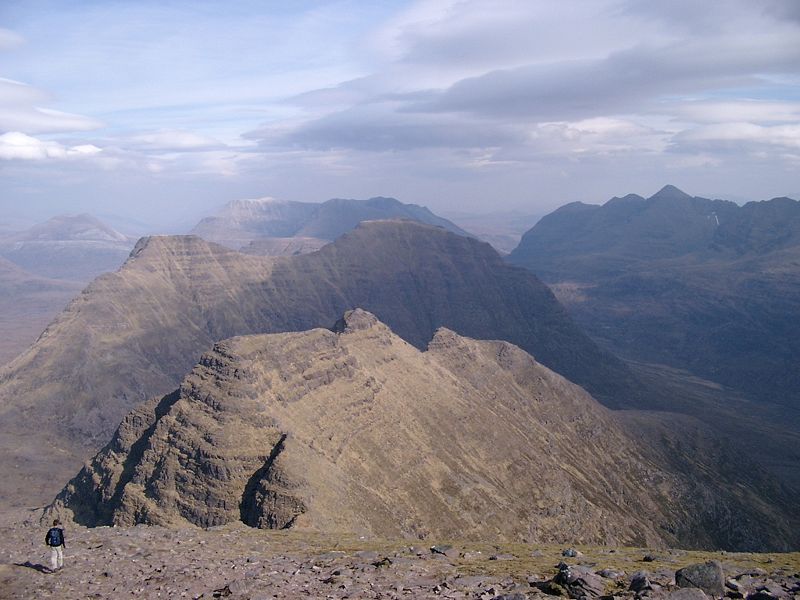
[[674, 122, 800, 151], [0, 131, 101, 160], [125, 129, 223, 151], [670, 101, 800, 124], [0, 78, 103, 134]]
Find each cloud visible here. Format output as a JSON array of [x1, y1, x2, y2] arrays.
[[249, 104, 523, 152], [254, 0, 800, 170], [4, 0, 800, 222], [0, 131, 102, 160], [125, 129, 223, 151], [419, 32, 800, 121], [762, 0, 800, 23], [672, 122, 800, 153], [0, 78, 103, 134], [670, 101, 800, 124], [378, 0, 634, 70]]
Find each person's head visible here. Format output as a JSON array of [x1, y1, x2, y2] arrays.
[[52, 519, 60, 526]]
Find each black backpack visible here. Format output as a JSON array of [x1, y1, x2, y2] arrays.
[[46, 527, 63, 546]]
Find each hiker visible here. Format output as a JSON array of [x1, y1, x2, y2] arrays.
[[45, 519, 65, 572]]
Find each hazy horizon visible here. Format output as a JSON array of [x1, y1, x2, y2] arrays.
[[1, 1, 798, 230]]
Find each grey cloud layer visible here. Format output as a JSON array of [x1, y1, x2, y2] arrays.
[[425, 34, 800, 120], [250, 105, 523, 152], [246, 0, 799, 166], [3, 0, 799, 224]]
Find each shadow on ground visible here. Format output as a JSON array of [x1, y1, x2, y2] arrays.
[[14, 561, 51, 574]]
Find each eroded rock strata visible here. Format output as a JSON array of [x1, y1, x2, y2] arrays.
[[47, 311, 798, 549]]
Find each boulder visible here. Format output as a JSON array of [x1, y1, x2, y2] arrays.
[[598, 568, 626, 580], [555, 562, 605, 599], [630, 571, 653, 593], [676, 561, 725, 597], [430, 544, 459, 558]]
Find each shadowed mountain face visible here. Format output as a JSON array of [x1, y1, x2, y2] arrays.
[[507, 185, 800, 409], [47, 311, 799, 551], [190, 196, 471, 251], [0, 257, 82, 366], [0, 220, 638, 506]]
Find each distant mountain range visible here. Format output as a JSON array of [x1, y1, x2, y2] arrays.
[[191, 196, 471, 252], [0, 213, 135, 281], [507, 184, 800, 411]]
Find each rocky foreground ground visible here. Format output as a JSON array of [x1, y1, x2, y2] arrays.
[[0, 508, 797, 600]]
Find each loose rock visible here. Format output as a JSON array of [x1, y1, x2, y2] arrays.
[[676, 561, 726, 597]]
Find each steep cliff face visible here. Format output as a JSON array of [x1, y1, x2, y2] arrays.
[[48, 312, 800, 550], [0, 221, 637, 506]]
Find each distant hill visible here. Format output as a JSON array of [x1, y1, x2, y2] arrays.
[[507, 185, 800, 409], [47, 310, 799, 550], [0, 220, 638, 506], [190, 196, 471, 251], [0, 213, 135, 281], [11, 213, 130, 244]]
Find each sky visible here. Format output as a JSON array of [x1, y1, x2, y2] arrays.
[[0, 0, 799, 231]]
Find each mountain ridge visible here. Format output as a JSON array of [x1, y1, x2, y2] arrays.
[[507, 185, 800, 414], [46, 310, 800, 550], [190, 196, 471, 251], [0, 220, 638, 506]]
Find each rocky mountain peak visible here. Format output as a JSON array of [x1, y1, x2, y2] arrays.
[[330, 308, 381, 333], [46, 312, 799, 549], [648, 184, 693, 202], [42, 314, 676, 542], [426, 326, 461, 350]]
